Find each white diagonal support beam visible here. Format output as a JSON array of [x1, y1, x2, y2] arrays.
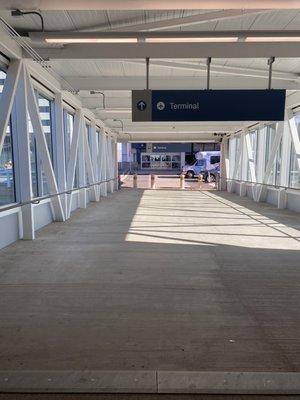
[[66, 109, 81, 217], [12, 62, 35, 240], [82, 124, 98, 202], [0, 59, 22, 155], [25, 67, 65, 222], [54, 92, 68, 217]]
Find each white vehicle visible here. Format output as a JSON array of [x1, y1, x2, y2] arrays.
[[182, 151, 220, 180]]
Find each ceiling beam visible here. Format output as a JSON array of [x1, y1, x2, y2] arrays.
[[0, 0, 299, 10], [62, 76, 300, 91], [29, 42, 300, 59], [81, 10, 268, 32], [126, 59, 300, 81]]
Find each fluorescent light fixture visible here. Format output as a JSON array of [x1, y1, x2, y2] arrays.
[[245, 36, 300, 42], [146, 37, 238, 43], [44, 35, 300, 45], [45, 38, 138, 43]]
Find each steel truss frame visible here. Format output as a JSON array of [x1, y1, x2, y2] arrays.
[[0, 59, 118, 241]]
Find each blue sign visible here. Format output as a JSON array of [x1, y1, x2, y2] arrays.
[[152, 143, 192, 153], [132, 90, 286, 122]]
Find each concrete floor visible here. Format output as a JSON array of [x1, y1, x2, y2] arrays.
[[0, 189, 300, 374]]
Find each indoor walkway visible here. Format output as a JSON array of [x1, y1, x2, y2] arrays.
[[0, 189, 300, 375]]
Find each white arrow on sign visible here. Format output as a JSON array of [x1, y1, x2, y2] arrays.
[[137, 100, 147, 111]]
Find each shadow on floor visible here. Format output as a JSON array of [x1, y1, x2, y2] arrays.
[[0, 189, 300, 373]]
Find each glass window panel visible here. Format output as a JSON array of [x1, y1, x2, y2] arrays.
[[0, 121, 15, 205], [38, 94, 53, 196], [265, 123, 280, 185], [64, 110, 78, 188], [28, 93, 54, 197], [235, 136, 241, 180], [28, 115, 38, 197], [247, 130, 257, 182]]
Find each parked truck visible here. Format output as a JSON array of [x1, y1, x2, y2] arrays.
[[181, 151, 220, 182]]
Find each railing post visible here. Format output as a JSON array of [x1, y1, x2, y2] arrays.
[[180, 173, 185, 190], [133, 174, 138, 188], [198, 174, 203, 189], [150, 174, 155, 189]]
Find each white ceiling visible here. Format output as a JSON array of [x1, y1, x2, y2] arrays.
[[1, 8, 300, 141]]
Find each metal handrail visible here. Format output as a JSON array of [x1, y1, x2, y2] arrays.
[[0, 177, 117, 213], [227, 178, 300, 191]]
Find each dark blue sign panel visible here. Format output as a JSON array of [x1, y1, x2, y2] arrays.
[[149, 90, 286, 122]]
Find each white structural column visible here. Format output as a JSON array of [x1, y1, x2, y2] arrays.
[[0, 59, 22, 155], [256, 121, 284, 202], [13, 62, 34, 240], [78, 117, 87, 208], [277, 119, 292, 208], [245, 132, 257, 183], [25, 68, 65, 222], [82, 122, 98, 202], [54, 92, 68, 217], [107, 135, 114, 193], [98, 131, 107, 196], [240, 132, 248, 196], [113, 139, 119, 191], [244, 131, 257, 200], [255, 124, 267, 186], [66, 109, 81, 217], [220, 137, 229, 191], [90, 122, 100, 200], [228, 133, 244, 194], [105, 135, 112, 193]]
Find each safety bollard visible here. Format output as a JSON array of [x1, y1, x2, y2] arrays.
[[150, 174, 156, 189], [180, 173, 185, 190], [198, 174, 203, 189], [133, 174, 138, 189]]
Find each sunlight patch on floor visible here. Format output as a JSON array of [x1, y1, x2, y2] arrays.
[[125, 190, 300, 250]]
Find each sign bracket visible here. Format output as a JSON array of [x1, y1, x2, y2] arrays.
[[146, 57, 150, 90], [206, 57, 212, 90], [268, 56, 275, 90]]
